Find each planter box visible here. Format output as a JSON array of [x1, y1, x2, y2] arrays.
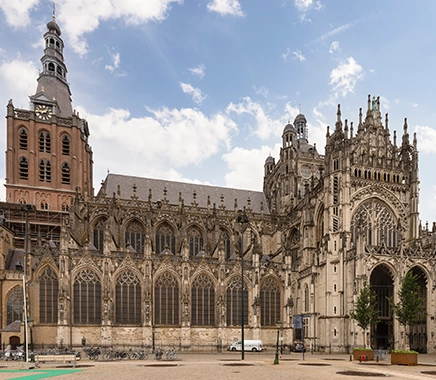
[[390, 352, 418, 366], [353, 350, 374, 361]]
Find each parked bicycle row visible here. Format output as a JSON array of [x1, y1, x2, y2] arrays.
[[83, 346, 177, 361]]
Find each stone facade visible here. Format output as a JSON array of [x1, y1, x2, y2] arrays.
[[1, 17, 436, 354]]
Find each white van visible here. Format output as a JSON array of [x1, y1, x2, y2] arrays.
[[229, 340, 264, 352]]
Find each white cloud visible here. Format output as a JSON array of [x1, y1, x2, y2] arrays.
[[52, 0, 182, 55], [0, 0, 39, 26], [415, 126, 436, 154], [329, 41, 341, 54], [189, 63, 206, 79], [282, 48, 291, 62], [105, 49, 121, 73], [223, 144, 281, 190], [78, 105, 237, 182], [180, 82, 207, 105], [294, 0, 323, 12], [329, 57, 364, 98], [292, 50, 306, 62], [207, 0, 244, 17], [252, 85, 269, 98], [311, 18, 362, 45], [0, 59, 38, 109]]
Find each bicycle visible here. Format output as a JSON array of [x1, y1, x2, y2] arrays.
[[166, 346, 177, 360], [154, 348, 163, 360]]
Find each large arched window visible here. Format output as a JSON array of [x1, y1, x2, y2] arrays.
[[39, 267, 58, 323], [73, 269, 101, 325], [188, 226, 203, 256], [260, 277, 281, 327], [61, 163, 70, 184], [126, 220, 145, 253], [19, 157, 28, 180], [39, 159, 51, 182], [155, 223, 175, 254], [19, 128, 28, 150], [191, 274, 215, 326], [93, 218, 106, 251], [39, 131, 51, 153], [115, 271, 141, 325], [351, 199, 398, 248], [6, 286, 23, 325], [62, 134, 70, 155], [226, 276, 248, 326], [154, 272, 179, 325]]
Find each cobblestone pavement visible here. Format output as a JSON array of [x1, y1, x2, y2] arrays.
[[2, 352, 436, 380]]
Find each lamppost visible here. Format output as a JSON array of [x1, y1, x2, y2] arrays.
[[152, 326, 155, 353], [236, 208, 249, 361], [274, 320, 282, 364], [27, 318, 34, 362]]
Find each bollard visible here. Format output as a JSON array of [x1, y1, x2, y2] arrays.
[[361, 354, 365, 362], [365, 355, 368, 362], [350, 355, 352, 361], [359, 355, 361, 363], [376, 355, 379, 363]]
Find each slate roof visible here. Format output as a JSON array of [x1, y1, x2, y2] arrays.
[[102, 174, 270, 214], [0, 320, 21, 332]]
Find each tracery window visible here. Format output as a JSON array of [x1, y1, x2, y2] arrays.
[[61, 203, 69, 212], [62, 134, 70, 155], [61, 163, 70, 184], [221, 230, 231, 259], [304, 284, 309, 312], [115, 271, 141, 325], [226, 276, 248, 326], [188, 226, 203, 256], [6, 287, 23, 325], [351, 199, 398, 248], [39, 131, 51, 153], [191, 274, 215, 326], [93, 218, 107, 251], [19, 128, 28, 150], [126, 220, 145, 253], [39, 267, 58, 323], [260, 277, 281, 327], [73, 269, 101, 325], [19, 157, 28, 180], [155, 223, 175, 254], [40, 201, 48, 210], [39, 159, 51, 182], [154, 272, 179, 325]]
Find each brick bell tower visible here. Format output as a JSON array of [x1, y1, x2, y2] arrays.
[[5, 15, 93, 212]]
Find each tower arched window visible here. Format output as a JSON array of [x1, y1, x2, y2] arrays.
[[226, 276, 248, 326], [39, 159, 51, 182], [40, 201, 49, 210], [93, 218, 107, 251], [48, 62, 55, 72], [155, 223, 175, 254], [191, 274, 215, 326], [39, 267, 58, 323], [39, 131, 51, 152], [6, 286, 23, 325], [154, 272, 179, 325], [115, 271, 142, 325], [19, 128, 28, 150], [188, 226, 203, 256], [260, 277, 281, 327], [61, 203, 69, 212], [62, 134, 70, 155], [19, 157, 28, 179], [125, 220, 145, 253], [73, 269, 101, 325], [57, 66, 63, 76], [61, 162, 70, 184]]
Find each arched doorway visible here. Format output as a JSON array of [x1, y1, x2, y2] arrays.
[[408, 266, 427, 353], [370, 265, 394, 350]]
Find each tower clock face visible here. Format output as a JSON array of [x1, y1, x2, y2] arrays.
[[35, 104, 53, 121], [300, 166, 312, 179]]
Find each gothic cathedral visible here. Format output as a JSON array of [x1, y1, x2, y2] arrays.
[[1, 17, 435, 353]]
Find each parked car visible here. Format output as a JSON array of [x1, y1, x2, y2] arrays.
[[288, 343, 306, 352]]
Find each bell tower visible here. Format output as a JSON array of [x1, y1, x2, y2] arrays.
[[5, 15, 93, 212]]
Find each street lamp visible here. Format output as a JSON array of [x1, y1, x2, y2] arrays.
[[27, 318, 34, 362], [152, 326, 156, 353], [236, 208, 249, 361], [274, 320, 282, 365]]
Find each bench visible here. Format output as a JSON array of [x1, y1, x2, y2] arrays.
[[34, 354, 77, 368]]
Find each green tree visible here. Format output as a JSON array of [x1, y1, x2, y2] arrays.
[[388, 270, 426, 350], [350, 282, 379, 348]]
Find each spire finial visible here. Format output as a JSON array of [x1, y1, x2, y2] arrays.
[[52, 2, 56, 19], [299, 103, 301, 114]]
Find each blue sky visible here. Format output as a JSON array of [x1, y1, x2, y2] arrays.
[[0, 0, 436, 225]]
